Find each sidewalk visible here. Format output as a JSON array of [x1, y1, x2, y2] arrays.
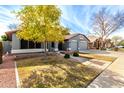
[[87, 53, 124, 88], [0, 55, 16, 88]]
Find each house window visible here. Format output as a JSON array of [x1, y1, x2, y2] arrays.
[[36, 42, 41, 48], [51, 42, 55, 48], [21, 40, 28, 49], [21, 40, 43, 49], [29, 41, 35, 48]]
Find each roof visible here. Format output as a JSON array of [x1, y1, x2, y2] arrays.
[[65, 33, 79, 40], [87, 35, 97, 42], [5, 30, 89, 42], [5, 30, 18, 41], [64, 33, 90, 41]]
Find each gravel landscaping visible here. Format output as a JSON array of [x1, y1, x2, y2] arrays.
[[0, 55, 16, 88]]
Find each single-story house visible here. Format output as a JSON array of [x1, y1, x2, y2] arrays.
[[87, 35, 98, 49], [5, 30, 90, 53], [87, 35, 114, 49]]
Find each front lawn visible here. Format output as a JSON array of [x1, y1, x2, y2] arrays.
[[110, 48, 124, 52], [79, 53, 116, 62], [16, 55, 99, 88], [118, 48, 124, 52]]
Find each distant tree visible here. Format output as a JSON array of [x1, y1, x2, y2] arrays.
[[118, 40, 124, 46], [92, 8, 124, 49], [111, 36, 123, 46], [15, 6, 69, 54], [1, 35, 8, 41]]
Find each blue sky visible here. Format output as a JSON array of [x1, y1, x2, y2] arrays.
[[0, 5, 124, 38]]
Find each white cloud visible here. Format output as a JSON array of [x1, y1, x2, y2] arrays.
[[0, 6, 15, 18], [0, 23, 9, 36], [59, 6, 76, 24], [0, 6, 20, 36]]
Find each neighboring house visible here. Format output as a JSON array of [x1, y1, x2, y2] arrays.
[[88, 35, 114, 49], [104, 39, 114, 48], [87, 35, 97, 49], [5, 31, 90, 53]]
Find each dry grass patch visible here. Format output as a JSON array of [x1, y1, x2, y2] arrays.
[[118, 48, 124, 52], [79, 53, 116, 62], [16, 55, 99, 88]]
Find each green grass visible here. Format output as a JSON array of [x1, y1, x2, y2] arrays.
[[79, 53, 116, 62], [16, 55, 99, 88]]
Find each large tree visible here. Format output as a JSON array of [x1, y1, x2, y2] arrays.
[[92, 8, 124, 49], [15, 5, 69, 53]]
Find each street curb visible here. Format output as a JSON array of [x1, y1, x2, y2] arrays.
[[15, 61, 20, 88]]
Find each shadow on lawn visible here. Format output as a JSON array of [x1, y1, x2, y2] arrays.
[[16, 55, 99, 88], [20, 62, 98, 88], [16, 55, 84, 68]]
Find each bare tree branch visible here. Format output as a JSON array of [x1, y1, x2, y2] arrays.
[[92, 8, 124, 49]]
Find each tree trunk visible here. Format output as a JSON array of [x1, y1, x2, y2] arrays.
[[44, 41, 48, 62], [101, 41, 107, 50], [44, 41, 47, 54], [99, 37, 104, 50]]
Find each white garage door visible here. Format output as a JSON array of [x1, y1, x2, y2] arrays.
[[70, 40, 78, 51], [79, 41, 87, 51]]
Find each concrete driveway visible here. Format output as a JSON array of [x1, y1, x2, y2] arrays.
[[87, 51, 124, 88]]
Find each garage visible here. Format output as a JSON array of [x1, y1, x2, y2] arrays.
[[79, 41, 88, 51], [70, 40, 78, 51], [64, 33, 89, 51]]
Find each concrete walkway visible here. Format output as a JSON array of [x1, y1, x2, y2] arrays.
[[0, 55, 16, 88], [87, 52, 124, 88]]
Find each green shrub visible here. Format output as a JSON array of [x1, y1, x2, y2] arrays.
[[114, 47, 118, 51], [73, 52, 79, 57], [101, 48, 106, 50], [1, 35, 8, 41], [0, 42, 3, 64], [64, 54, 70, 59]]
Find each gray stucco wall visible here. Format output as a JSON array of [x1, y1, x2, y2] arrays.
[[12, 33, 20, 49]]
